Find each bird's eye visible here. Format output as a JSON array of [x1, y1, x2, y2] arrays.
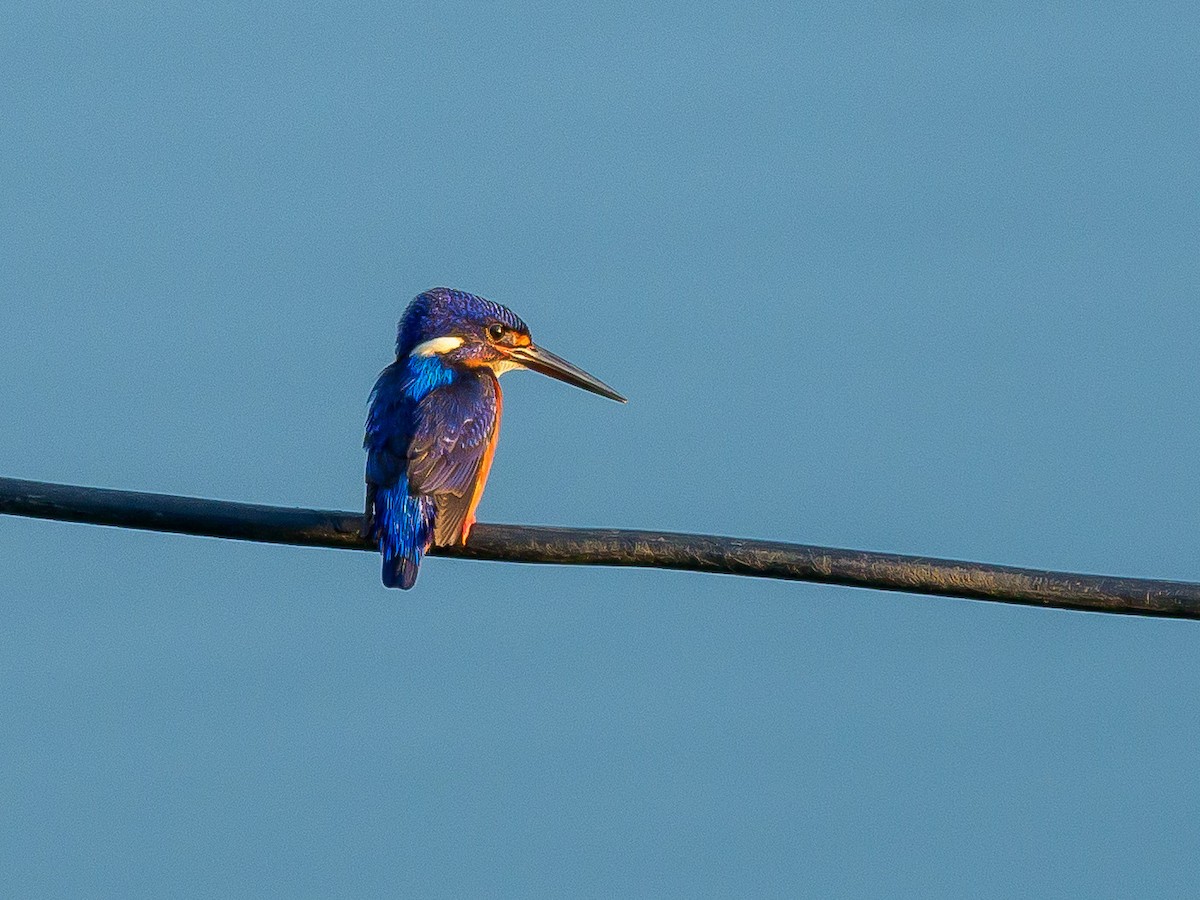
[[487, 323, 507, 340]]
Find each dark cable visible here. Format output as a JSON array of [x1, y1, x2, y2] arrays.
[[2, 476, 1197, 619]]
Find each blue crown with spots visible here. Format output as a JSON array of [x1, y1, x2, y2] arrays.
[[396, 288, 528, 357]]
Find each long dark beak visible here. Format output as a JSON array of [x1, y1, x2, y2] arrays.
[[508, 343, 627, 403]]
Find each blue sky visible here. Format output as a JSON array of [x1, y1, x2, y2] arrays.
[[2, 3, 1199, 896]]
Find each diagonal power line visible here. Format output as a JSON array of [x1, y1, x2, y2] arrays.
[[1, 475, 1198, 620]]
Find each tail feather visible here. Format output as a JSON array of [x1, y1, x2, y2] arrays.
[[382, 554, 420, 590], [371, 478, 434, 590]]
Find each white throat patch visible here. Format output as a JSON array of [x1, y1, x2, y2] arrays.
[[490, 359, 523, 376], [412, 336, 465, 357]]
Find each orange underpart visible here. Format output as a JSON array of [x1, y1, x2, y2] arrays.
[[462, 373, 502, 543]]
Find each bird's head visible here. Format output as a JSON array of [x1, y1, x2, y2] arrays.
[[397, 288, 626, 402]]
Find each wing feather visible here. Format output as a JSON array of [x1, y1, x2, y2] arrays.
[[407, 373, 499, 547]]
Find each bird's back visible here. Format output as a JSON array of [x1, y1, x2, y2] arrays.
[[364, 355, 500, 588]]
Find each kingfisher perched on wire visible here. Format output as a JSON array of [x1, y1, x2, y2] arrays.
[[364, 287, 625, 589]]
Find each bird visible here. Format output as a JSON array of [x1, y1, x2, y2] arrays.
[[363, 288, 626, 589]]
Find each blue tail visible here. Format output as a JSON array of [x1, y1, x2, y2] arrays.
[[372, 478, 435, 590], [382, 553, 421, 590]]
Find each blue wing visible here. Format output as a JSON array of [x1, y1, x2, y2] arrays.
[[364, 360, 436, 589], [364, 359, 497, 588], [407, 372, 499, 548]]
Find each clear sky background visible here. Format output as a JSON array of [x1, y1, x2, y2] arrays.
[[2, 2, 1199, 897]]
